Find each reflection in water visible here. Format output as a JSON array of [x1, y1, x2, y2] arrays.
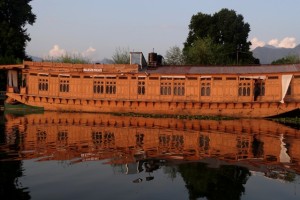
[[0, 114, 30, 199], [179, 163, 251, 200], [1, 112, 300, 199]]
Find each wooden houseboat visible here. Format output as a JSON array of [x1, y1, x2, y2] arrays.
[[1, 52, 300, 118]]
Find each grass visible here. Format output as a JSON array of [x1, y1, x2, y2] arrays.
[[270, 117, 300, 125]]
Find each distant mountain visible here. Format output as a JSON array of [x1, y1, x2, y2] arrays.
[[98, 58, 114, 64], [29, 55, 43, 62], [252, 44, 300, 64]]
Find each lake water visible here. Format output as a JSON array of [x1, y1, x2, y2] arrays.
[[0, 111, 300, 200]]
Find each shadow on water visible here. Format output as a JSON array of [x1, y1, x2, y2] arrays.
[[268, 108, 300, 129], [1, 111, 300, 200], [0, 111, 31, 200]]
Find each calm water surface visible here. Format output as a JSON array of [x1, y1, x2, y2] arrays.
[[0, 112, 300, 200]]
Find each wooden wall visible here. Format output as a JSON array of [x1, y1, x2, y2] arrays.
[[24, 72, 300, 103]]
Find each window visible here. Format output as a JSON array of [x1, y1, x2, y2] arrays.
[[94, 81, 104, 94], [213, 77, 222, 80], [92, 131, 103, 145], [187, 77, 197, 80], [159, 134, 170, 147], [37, 130, 47, 142], [106, 81, 116, 94], [294, 75, 300, 79], [160, 82, 171, 95], [60, 79, 70, 92], [138, 81, 146, 95], [92, 131, 115, 147], [57, 131, 68, 141], [238, 78, 251, 96], [38, 79, 48, 91], [174, 82, 185, 96], [239, 83, 251, 96], [200, 78, 211, 96], [172, 135, 184, 149], [226, 77, 237, 80]]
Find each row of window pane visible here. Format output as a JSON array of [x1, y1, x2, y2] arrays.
[[238, 83, 251, 96], [201, 83, 210, 96], [60, 80, 70, 93], [174, 82, 185, 96], [38, 79, 48, 91], [106, 82, 116, 94], [38, 79, 271, 97], [138, 81, 145, 95], [160, 82, 172, 95]]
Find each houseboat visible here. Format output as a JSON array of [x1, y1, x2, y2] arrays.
[[1, 52, 300, 118]]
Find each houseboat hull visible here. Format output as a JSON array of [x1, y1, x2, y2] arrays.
[[5, 92, 300, 118]]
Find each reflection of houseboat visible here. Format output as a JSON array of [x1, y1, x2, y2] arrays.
[[1, 52, 300, 117], [3, 112, 300, 173]]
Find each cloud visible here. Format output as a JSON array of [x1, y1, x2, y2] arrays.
[[250, 37, 265, 49], [47, 45, 97, 60], [267, 39, 279, 47], [48, 45, 66, 57], [268, 37, 297, 48], [82, 47, 96, 58], [251, 37, 297, 49]]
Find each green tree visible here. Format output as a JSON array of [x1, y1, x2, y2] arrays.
[[184, 9, 257, 65], [164, 46, 184, 65], [272, 55, 300, 64], [112, 47, 130, 64], [184, 37, 223, 65], [0, 0, 36, 64]]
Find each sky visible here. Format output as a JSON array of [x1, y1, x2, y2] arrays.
[[26, 0, 300, 61]]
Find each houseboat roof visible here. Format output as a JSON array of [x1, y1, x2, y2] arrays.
[[1, 62, 300, 76], [146, 64, 300, 75], [0, 64, 24, 70]]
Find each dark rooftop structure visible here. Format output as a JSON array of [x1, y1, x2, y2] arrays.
[[146, 64, 300, 75]]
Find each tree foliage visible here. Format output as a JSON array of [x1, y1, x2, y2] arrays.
[[184, 37, 223, 65], [0, 0, 36, 64], [112, 47, 130, 64], [164, 46, 184, 65], [184, 8, 257, 65], [272, 55, 300, 64]]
